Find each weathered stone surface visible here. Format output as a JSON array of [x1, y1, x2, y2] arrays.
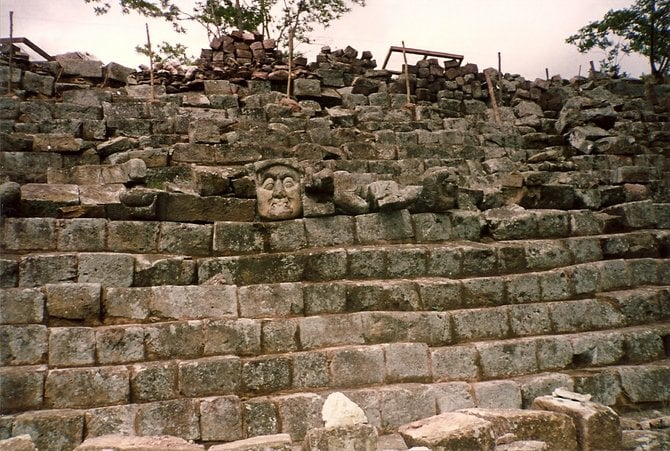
[[200, 396, 243, 442], [75, 434, 204, 450], [473, 380, 522, 409], [178, 356, 241, 397], [398, 412, 495, 450], [0, 365, 45, 413], [45, 283, 101, 321], [1, 325, 47, 365], [460, 408, 578, 450], [532, 395, 621, 450], [0, 435, 36, 451], [275, 393, 324, 441], [302, 423, 377, 451], [209, 433, 291, 451], [322, 392, 368, 428], [0, 288, 44, 325], [13, 409, 84, 451], [44, 366, 129, 409], [135, 399, 200, 439]]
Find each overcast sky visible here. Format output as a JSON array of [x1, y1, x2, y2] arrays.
[[0, 0, 650, 80]]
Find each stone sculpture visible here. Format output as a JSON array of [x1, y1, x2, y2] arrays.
[[254, 159, 303, 220]]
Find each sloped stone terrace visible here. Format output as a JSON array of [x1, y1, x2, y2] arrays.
[[0, 43, 669, 450]]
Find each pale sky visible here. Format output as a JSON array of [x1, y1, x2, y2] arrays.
[[0, 0, 650, 80]]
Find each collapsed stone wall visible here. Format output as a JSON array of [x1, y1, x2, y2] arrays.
[[0, 40, 669, 450]]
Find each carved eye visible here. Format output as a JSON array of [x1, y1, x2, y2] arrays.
[[262, 179, 275, 190], [283, 177, 296, 189]]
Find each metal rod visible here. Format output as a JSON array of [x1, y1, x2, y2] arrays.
[[8, 11, 14, 95], [145, 23, 155, 101]]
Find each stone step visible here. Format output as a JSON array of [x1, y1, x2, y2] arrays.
[[2, 359, 669, 448]]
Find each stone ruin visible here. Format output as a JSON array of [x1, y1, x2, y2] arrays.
[[0, 31, 669, 450]]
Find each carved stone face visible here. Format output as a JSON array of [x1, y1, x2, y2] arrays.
[[256, 163, 302, 220]]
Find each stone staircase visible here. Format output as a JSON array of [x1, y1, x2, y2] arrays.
[[1, 66, 669, 450]]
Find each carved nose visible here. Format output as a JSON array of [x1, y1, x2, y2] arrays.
[[273, 180, 287, 197]]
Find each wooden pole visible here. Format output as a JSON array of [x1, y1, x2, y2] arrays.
[[401, 40, 411, 105], [484, 70, 500, 124], [545, 68, 549, 81], [8, 11, 14, 95], [286, 27, 294, 98], [497, 51, 502, 104], [145, 23, 155, 101]]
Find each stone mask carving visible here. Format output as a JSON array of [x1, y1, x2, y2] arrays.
[[255, 160, 303, 220]]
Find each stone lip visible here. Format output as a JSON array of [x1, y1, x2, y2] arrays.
[[74, 434, 205, 450]]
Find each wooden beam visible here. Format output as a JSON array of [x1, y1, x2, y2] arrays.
[[0, 37, 55, 61]]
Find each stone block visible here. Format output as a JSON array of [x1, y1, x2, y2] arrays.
[[293, 78, 322, 97], [519, 373, 574, 408], [426, 246, 462, 277], [0, 365, 45, 413], [150, 285, 237, 321], [102, 287, 151, 321], [329, 346, 385, 388], [210, 434, 291, 451], [570, 332, 624, 367], [0, 258, 18, 288], [624, 329, 664, 363], [48, 326, 95, 367], [568, 263, 599, 296], [159, 193, 256, 223], [243, 398, 280, 438], [19, 254, 77, 288], [45, 283, 100, 322], [532, 396, 621, 450], [22, 71, 55, 96], [107, 221, 159, 253], [461, 276, 506, 307], [473, 380, 522, 409], [460, 408, 578, 450], [77, 435, 204, 450], [413, 213, 453, 242], [85, 404, 138, 438], [204, 318, 261, 356], [13, 409, 84, 451], [461, 244, 497, 277], [628, 258, 660, 286], [78, 253, 134, 287], [292, 351, 330, 389], [417, 279, 462, 311], [0, 325, 47, 365], [242, 356, 291, 395], [133, 256, 196, 287], [431, 345, 479, 381], [299, 314, 364, 350], [302, 249, 347, 282], [44, 366, 129, 409], [398, 412, 495, 450], [363, 310, 450, 345], [130, 361, 178, 402], [503, 273, 541, 304], [429, 382, 475, 413], [484, 208, 537, 240], [347, 248, 387, 279], [0, 288, 44, 324], [599, 288, 662, 325], [379, 385, 437, 431], [262, 221, 307, 253], [617, 364, 670, 403], [539, 268, 573, 301], [453, 307, 509, 341], [596, 260, 631, 291], [213, 222, 264, 255], [304, 216, 355, 248], [95, 325, 144, 364], [386, 247, 426, 278], [0, 435, 36, 450], [476, 340, 538, 379], [275, 393, 323, 441], [179, 356, 242, 397], [200, 396, 243, 442], [135, 399, 200, 440], [571, 369, 622, 406], [303, 283, 346, 315], [509, 303, 552, 337], [524, 240, 572, 270], [238, 283, 303, 318], [261, 318, 298, 353], [159, 222, 212, 256], [21, 183, 80, 216], [355, 210, 414, 244], [303, 423, 378, 451], [144, 321, 204, 360], [535, 336, 573, 371], [383, 342, 431, 383], [58, 219, 107, 251], [3, 218, 57, 251]]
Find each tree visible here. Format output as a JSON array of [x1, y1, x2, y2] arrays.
[[566, 0, 669, 80]]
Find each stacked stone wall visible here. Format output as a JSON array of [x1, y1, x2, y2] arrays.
[[1, 45, 669, 450]]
